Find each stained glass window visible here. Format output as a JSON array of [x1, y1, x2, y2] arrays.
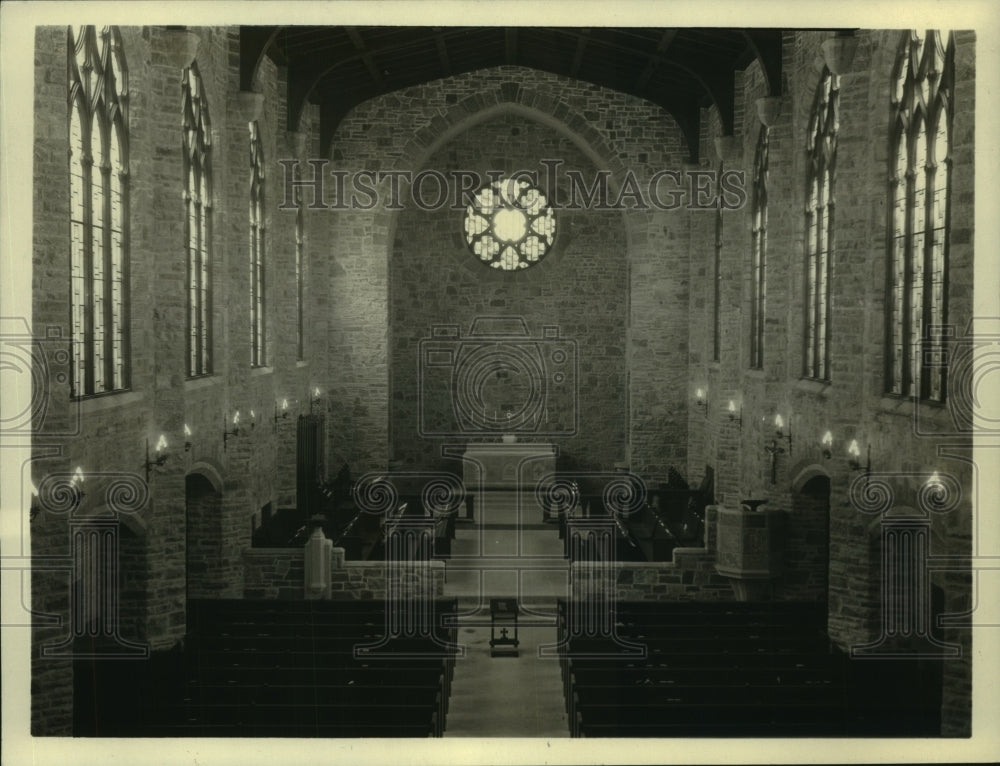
[[887, 30, 953, 401], [464, 178, 556, 270], [713, 162, 723, 363], [804, 69, 839, 381], [67, 26, 129, 396], [249, 121, 266, 367], [183, 63, 212, 377], [750, 126, 768, 370], [295, 188, 305, 362]]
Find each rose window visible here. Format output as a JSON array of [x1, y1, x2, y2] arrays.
[[463, 178, 556, 270]]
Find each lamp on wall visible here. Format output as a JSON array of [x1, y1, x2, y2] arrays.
[[144, 434, 169, 482], [274, 398, 291, 427], [184, 423, 193, 452], [695, 388, 709, 416], [310, 387, 322, 415], [29, 481, 40, 522], [821, 430, 834, 460], [71, 466, 86, 498], [762, 414, 792, 484], [847, 438, 871, 477], [773, 413, 792, 454], [223, 410, 242, 451], [728, 399, 742, 428]]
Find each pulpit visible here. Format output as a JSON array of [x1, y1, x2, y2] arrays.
[[714, 504, 786, 601]]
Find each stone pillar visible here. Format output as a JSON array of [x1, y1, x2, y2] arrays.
[[139, 27, 201, 648]]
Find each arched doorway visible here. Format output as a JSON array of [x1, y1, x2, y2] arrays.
[[789, 470, 831, 610], [185, 469, 224, 600]]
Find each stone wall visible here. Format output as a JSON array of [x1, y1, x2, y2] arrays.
[[389, 113, 628, 473], [328, 66, 693, 480], [30, 25, 326, 734], [243, 547, 446, 600], [687, 30, 976, 735], [571, 505, 822, 602]]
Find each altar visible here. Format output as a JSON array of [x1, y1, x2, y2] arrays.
[[461, 441, 556, 492]]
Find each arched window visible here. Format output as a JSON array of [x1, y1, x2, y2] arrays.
[[68, 25, 129, 396], [183, 63, 212, 377], [249, 121, 266, 367], [804, 69, 839, 381], [713, 162, 724, 363], [750, 126, 769, 370], [295, 186, 305, 361], [887, 30, 953, 401]]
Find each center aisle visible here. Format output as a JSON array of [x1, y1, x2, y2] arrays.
[[442, 490, 570, 737]]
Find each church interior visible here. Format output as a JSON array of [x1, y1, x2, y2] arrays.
[[20, 22, 983, 743]]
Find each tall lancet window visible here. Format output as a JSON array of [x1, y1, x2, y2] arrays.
[[295, 187, 305, 361], [804, 68, 839, 381], [183, 63, 212, 377], [68, 25, 130, 396], [749, 126, 769, 370], [249, 121, 266, 367], [887, 30, 953, 401], [713, 162, 724, 363]]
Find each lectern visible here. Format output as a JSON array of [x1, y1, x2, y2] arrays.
[[489, 598, 519, 657]]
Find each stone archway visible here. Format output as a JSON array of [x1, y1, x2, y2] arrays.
[[386, 103, 631, 473], [788, 466, 831, 606], [185, 470, 224, 600]]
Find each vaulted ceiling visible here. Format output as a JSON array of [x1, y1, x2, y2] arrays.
[[240, 26, 793, 160]]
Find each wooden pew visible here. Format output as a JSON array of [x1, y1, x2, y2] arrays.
[[554, 598, 852, 738], [172, 599, 459, 738]]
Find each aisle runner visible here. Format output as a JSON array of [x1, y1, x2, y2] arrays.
[[443, 622, 569, 737]]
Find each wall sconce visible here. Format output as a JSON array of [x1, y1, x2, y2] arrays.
[[310, 387, 322, 414], [847, 439, 871, 476], [728, 400, 743, 428], [764, 439, 785, 485], [184, 423, 193, 452], [71, 465, 86, 499], [144, 434, 169, 482], [274, 398, 290, 425], [695, 388, 708, 416], [29, 481, 40, 521], [223, 410, 242, 451], [761, 414, 792, 484], [773, 413, 792, 455], [821, 430, 833, 459], [249, 409, 257, 429]]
